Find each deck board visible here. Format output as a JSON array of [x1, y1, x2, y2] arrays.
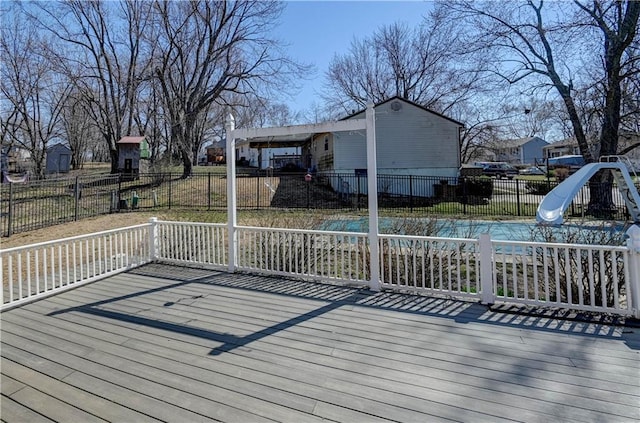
[[2, 263, 639, 422]]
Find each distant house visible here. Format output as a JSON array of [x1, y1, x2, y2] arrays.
[[492, 136, 549, 165], [117, 136, 150, 176], [307, 97, 462, 174], [305, 96, 463, 196], [543, 139, 582, 159], [543, 133, 640, 161], [234, 138, 300, 169], [45, 143, 72, 174]]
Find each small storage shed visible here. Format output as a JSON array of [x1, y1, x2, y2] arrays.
[[45, 143, 72, 174], [117, 136, 149, 176]]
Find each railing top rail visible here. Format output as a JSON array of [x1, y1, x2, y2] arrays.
[[379, 233, 477, 243], [236, 224, 368, 237], [492, 238, 629, 251], [0, 223, 152, 254], [155, 220, 226, 228]]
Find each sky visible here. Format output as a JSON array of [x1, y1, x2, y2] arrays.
[[274, 1, 433, 113]]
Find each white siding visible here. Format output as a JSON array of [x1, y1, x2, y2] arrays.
[[333, 100, 460, 177]]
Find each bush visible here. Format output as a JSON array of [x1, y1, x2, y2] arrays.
[[525, 180, 554, 195], [555, 167, 570, 181], [456, 177, 493, 199]]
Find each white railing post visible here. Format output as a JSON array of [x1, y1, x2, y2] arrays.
[[226, 111, 238, 273], [365, 102, 380, 291], [479, 233, 494, 305], [0, 253, 3, 305], [626, 225, 640, 318], [148, 217, 158, 261]]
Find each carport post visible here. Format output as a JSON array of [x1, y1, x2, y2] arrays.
[[366, 103, 380, 291], [226, 112, 238, 273]]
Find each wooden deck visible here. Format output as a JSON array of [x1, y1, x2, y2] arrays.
[[1, 263, 639, 422]]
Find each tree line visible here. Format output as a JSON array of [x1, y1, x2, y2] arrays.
[[1, 1, 638, 213]]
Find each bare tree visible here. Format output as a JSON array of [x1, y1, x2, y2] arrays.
[[151, 0, 308, 178], [322, 13, 484, 116], [30, 0, 154, 173], [60, 88, 98, 169], [0, 7, 69, 178], [443, 0, 640, 215]]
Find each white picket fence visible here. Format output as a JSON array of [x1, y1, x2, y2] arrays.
[[2, 219, 640, 317]]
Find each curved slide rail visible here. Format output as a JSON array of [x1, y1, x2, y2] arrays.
[[536, 162, 640, 225]]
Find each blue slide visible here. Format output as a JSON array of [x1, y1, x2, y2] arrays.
[[536, 162, 640, 225]]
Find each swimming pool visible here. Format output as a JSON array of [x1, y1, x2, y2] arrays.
[[320, 218, 628, 243]]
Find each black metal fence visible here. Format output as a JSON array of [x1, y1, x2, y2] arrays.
[[1, 171, 636, 237]]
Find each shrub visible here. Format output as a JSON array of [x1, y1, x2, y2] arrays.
[[456, 177, 493, 203], [525, 180, 554, 195], [555, 167, 570, 181]]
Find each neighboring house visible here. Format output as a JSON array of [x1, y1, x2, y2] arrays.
[[305, 96, 463, 196], [117, 136, 150, 176], [234, 137, 301, 169], [1, 145, 31, 176], [543, 133, 640, 161], [492, 136, 548, 165], [543, 139, 582, 159], [45, 143, 72, 174]]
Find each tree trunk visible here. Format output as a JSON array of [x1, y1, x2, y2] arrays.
[[181, 149, 192, 179], [110, 148, 119, 174], [587, 171, 616, 218]]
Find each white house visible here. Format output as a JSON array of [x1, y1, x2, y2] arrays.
[[305, 97, 463, 196], [307, 97, 462, 174]]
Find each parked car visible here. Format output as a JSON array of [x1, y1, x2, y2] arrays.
[[519, 166, 545, 175], [475, 162, 518, 179]]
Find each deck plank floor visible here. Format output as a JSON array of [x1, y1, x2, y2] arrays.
[[1, 263, 639, 422]]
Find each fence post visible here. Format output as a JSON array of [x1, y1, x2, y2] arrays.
[[148, 217, 158, 261], [7, 182, 13, 237], [626, 225, 640, 318], [409, 175, 413, 213], [118, 176, 122, 210], [479, 233, 494, 305], [207, 172, 211, 210], [256, 173, 260, 209], [515, 178, 521, 216], [74, 176, 80, 221], [168, 175, 172, 210], [462, 177, 467, 215]]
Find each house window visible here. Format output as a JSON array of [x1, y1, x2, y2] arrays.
[[324, 137, 329, 151]]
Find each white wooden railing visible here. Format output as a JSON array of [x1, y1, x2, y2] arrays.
[[1, 223, 151, 310], [379, 234, 484, 300], [235, 226, 369, 284], [2, 219, 640, 317], [154, 220, 227, 267], [491, 239, 634, 315]]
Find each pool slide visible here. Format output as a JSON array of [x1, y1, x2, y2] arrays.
[[536, 162, 640, 225]]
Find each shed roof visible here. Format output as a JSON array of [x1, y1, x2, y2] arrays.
[[118, 136, 146, 144]]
